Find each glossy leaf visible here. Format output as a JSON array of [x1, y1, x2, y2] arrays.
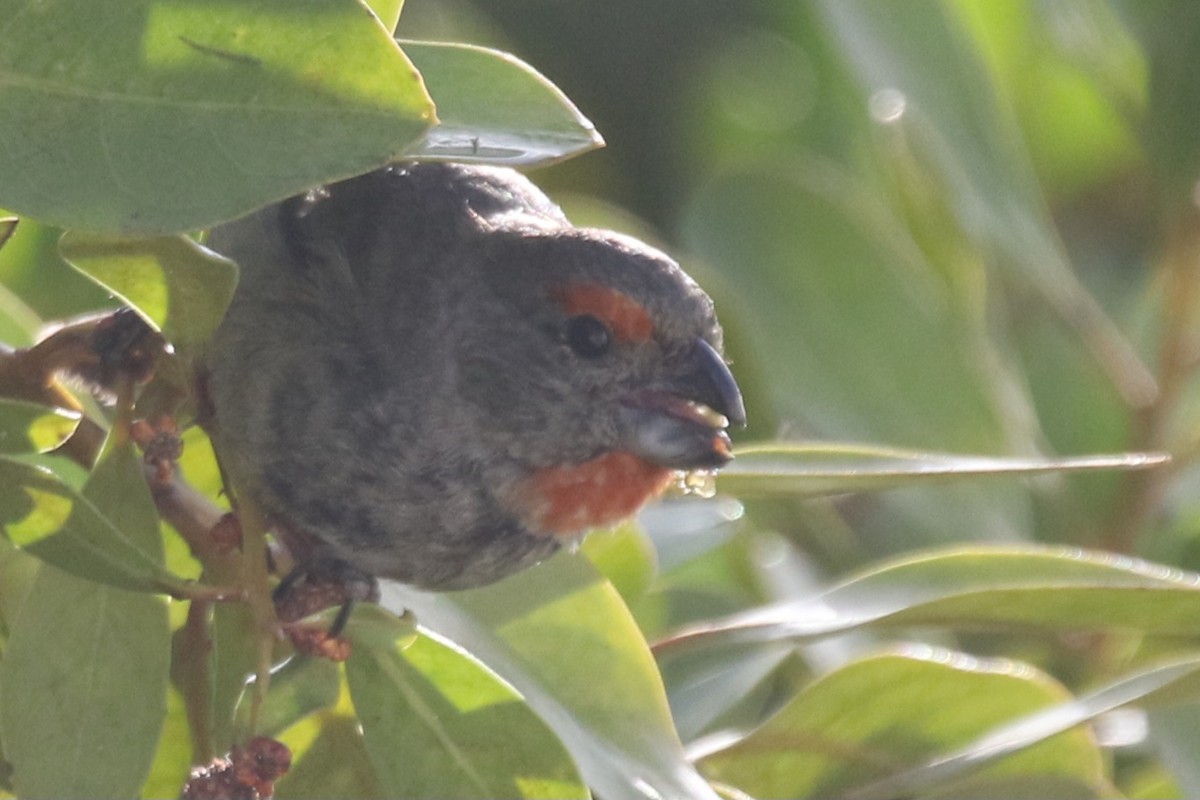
[[402, 41, 604, 166], [0, 440, 170, 798], [719, 442, 1168, 497], [0, 0, 433, 233], [0, 455, 183, 593], [382, 553, 723, 800], [848, 654, 1200, 799], [59, 232, 238, 350], [658, 545, 1200, 651], [702, 648, 1107, 799], [346, 609, 586, 799], [0, 398, 80, 455]]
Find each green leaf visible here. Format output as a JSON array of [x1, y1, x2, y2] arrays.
[[580, 521, 658, 603], [846, 654, 1200, 799], [701, 649, 1108, 800], [140, 686, 197, 800], [402, 41, 604, 166], [719, 442, 1168, 497], [383, 552, 724, 800], [0, 0, 434, 233], [0, 537, 39, 627], [364, 0, 403, 33], [0, 570, 171, 798], [0, 281, 44, 347], [0, 440, 170, 798], [346, 608, 586, 799], [275, 715, 384, 799], [0, 215, 109, 332], [657, 545, 1200, 651], [59, 232, 238, 351], [0, 399, 80, 455], [0, 454, 184, 593], [234, 656, 342, 739]]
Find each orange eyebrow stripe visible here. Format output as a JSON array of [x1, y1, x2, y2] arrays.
[[552, 282, 654, 343]]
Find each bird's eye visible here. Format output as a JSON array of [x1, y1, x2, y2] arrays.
[[564, 314, 612, 358]]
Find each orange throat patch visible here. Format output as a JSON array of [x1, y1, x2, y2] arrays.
[[515, 451, 674, 538]]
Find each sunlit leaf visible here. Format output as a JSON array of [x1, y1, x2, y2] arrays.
[[365, 0, 403, 33], [0, 398, 80, 455], [0, 439, 170, 798], [346, 609, 586, 799], [0, 281, 44, 348], [581, 521, 658, 603], [1, 568, 171, 797], [0, 454, 185, 593], [0, 0, 434, 233], [402, 41, 604, 166], [275, 715, 384, 799], [383, 553, 724, 800], [702, 648, 1108, 799], [848, 654, 1200, 799], [719, 442, 1168, 496], [59, 232, 238, 351], [140, 686, 196, 800], [657, 545, 1200, 652]]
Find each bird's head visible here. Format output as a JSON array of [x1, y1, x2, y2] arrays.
[[454, 212, 745, 536]]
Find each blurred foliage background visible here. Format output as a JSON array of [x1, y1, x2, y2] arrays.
[[397, 0, 1182, 557], [7, 0, 1200, 797], [393, 0, 1200, 795]]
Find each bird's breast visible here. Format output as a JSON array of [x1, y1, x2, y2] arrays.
[[511, 451, 674, 537]]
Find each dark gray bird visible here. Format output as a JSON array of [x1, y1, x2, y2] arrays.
[[203, 163, 743, 593]]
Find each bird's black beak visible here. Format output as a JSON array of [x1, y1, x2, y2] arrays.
[[618, 338, 745, 470]]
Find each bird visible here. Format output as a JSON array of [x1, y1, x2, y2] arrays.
[[201, 162, 744, 600]]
